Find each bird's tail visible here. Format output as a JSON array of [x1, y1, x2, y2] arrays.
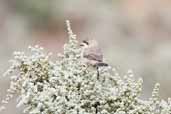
[[96, 62, 108, 67]]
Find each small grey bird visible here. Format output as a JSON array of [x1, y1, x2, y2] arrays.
[[80, 40, 108, 79]]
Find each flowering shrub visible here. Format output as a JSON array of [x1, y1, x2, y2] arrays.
[[0, 20, 171, 114]]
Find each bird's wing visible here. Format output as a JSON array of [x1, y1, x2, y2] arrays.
[[83, 41, 103, 62], [84, 51, 103, 62]]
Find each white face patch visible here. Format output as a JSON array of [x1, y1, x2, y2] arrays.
[[80, 43, 89, 48]]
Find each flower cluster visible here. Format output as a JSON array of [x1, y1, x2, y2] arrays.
[[0, 20, 171, 114]]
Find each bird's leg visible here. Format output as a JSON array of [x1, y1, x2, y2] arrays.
[[95, 62, 108, 80], [93, 101, 100, 114], [95, 107, 98, 114], [96, 66, 99, 80], [77, 109, 79, 114]]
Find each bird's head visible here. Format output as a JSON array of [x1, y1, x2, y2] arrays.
[[80, 40, 98, 48], [80, 40, 89, 48]]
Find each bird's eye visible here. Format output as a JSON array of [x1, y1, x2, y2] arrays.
[[83, 40, 89, 45]]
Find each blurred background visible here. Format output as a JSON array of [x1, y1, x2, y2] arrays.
[[0, 0, 171, 113]]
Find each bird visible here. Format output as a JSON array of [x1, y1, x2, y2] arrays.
[[80, 40, 108, 79]]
